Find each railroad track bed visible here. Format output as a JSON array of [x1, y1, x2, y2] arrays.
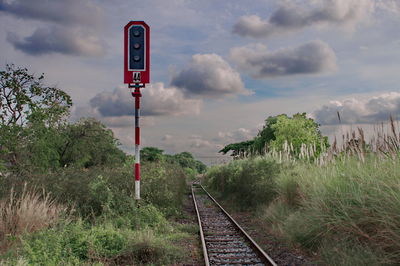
[[192, 184, 276, 266]]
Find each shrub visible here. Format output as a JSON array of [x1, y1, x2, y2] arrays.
[[205, 157, 280, 209], [117, 229, 184, 265], [19, 224, 83, 265], [89, 226, 126, 258], [1, 159, 187, 219]]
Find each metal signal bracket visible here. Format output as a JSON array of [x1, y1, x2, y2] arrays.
[[129, 83, 145, 89]]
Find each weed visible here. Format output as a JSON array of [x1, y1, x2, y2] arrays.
[[0, 185, 69, 252]]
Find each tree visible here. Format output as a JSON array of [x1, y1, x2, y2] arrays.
[[0, 64, 72, 127], [252, 115, 278, 153], [219, 140, 255, 158], [140, 147, 164, 162], [60, 118, 126, 168], [172, 152, 207, 174], [220, 113, 328, 158], [270, 113, 329, 155], [0, 64, 72, 170]]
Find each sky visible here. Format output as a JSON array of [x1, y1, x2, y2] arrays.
[[1, 0, 400, 164]]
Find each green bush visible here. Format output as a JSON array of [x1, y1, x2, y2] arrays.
[[17, 222, 87, 265], [205, 157, 280, 209], [89, 226, 126, 258], [117, 229, 184, 265], [1, 219, 187, 265], [1, 159, 187, 219]]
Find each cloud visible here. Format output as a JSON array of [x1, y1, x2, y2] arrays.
[[1, 0, 105, 56], [70, 105, 155, 128], [377, 0, 400, 14], [161, 134, 173, 141], [233, 0, 374, 38], [90, 83, 202, 118], [230, 40, 336, 79], [0, 0, 103, 27], [171, 54, 250, 98], [7, 26, 105, 56], [188, 135, 223, 150], [214, 127, 259, 144], [312, 92, 400, 125]]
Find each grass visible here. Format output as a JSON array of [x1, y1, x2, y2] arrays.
[[270, 158, 400, 264], [0, 159, 193, 265], [0, 184, 70, 253], [205, 119, 400, 265], [207, 156, 400, 265], [205, 156, 280, 210]]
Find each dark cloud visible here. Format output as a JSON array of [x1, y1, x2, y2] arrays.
[[171, 54, 249, 98], [312, 92, 400, 125], [233, 0, 374, 38], [230, 40, 336, 79], [7, 26, 105, 56], [90, 83, 202, 117], [0, 0, 103, 26], [1, 0, 104, 56]]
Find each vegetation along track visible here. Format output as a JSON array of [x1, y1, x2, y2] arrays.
[[192, 183, 276, 266]]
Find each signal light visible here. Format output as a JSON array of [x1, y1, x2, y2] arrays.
[[124, 21, 150, 84], [128, 25, 145, 70]]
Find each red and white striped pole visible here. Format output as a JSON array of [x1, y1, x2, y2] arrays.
[[132, 86, 142, 200]]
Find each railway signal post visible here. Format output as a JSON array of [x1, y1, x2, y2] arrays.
[[124, 21, 150, 200]]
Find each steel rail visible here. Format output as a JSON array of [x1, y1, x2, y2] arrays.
[[192, 183, 277, 266], [192, 184, 210, 266]]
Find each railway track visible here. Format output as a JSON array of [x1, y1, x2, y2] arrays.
[[192, 183, 277, 266]]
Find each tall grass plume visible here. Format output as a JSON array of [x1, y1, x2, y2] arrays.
[[0, 184, 69, 252]]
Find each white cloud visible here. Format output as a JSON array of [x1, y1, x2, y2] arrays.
[[90, 83, 202, 118], [215, 127, 259, 144], [230, 40, 336, 79], [312, 92, 400, 125], [377, 0, 400, 14], [171, 53, 250, 98], [233, 0, 374, 38]]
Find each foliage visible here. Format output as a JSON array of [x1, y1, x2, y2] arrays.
[[0, 64, 200, 265], [219, 140, 255, 158], [0, 159, 187, 219], [0, 65, 126, 172], [252, 115, 279, 153], [172, 151, 207, 174], [140, 147, 164, 162], [269, 113, 328, 155], [0, 158, 192, 264], [141, 147, 207, 175], [59, 118, 126, 168], [220, 113, 329, 159], [0, 64, 71, 171], [263, 157, 400, 265], [1, 119, 126, 173], [1, 220, 186, 265], [0, 186, 70, 253], [205, 157, 280, 209], [0, 64, 72, 127]]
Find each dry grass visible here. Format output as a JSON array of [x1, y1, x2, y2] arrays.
[[0, 184, 70, 252]]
